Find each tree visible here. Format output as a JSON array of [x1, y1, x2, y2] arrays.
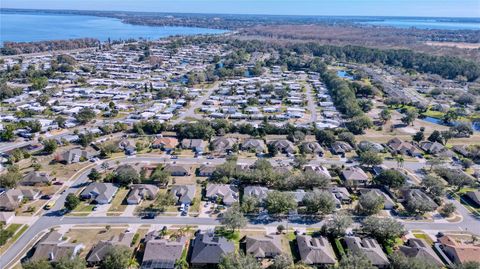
[[0, 169, 22, 188], [42, 139, 58, 154], [65, 193, 80, 211], [241, 196, 259, 213], [22, 260, 53, 269], [358, 192, 384, 215], [412, 131, 424, 142], [36, 94, 50, 106], [150, 165, 170, 186], [346, 115, 373, 134], [440, 130, 454, 145], [379, 108, 392, 124], [78, 132, 95, 147], [443, 110, 459, 124], [405, 196, 437, 216], [358, 150, 383, 167], [421, 175, 445, 197], [362, 216, 405, 246], [302, 189, 335, 216], [218, 252, 261, 269], [452, 261, 480, 269], [426, 157, 446, 170], [338, 252, 375, 269], [338, 132, 356, 146], [325, 213, 353, 238], [30, 76, 48, 90], [114, 164, 140, 186], [427, 130, 443, 143], [401, 108, 418, 126], [389, 252, 438, 269], [101, 245, 132, 269], [54, 256, 86, 269], [315, 129, 336, 147], [87, 168, 102, 181], [54, 116, 67, 128], [220, 203, 247, 231], [270, 254, 293, 269], [374, 170, 406, 189], [74, 107, 96, 125], [440, 203, 456, 217], [265, 191, 297, 215]]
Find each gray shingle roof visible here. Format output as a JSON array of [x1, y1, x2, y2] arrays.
[[297, 235, 336, 265], [190, 233, 234, 265]]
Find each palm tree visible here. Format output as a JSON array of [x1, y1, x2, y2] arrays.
[[128, 257, 139, 269]]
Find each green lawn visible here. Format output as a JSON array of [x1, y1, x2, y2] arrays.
[[413, 233, 434, 245], [0, 224, 29, 254], [73, 203, 95, 212], [422, 110, 445, 118]]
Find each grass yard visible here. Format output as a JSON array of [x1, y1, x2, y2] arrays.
[[72, 202, 95, 213], [64, 227, 128, 256], [413, 233, 434, 245], [0, 224, 29, 254], [108, 188, 129, 213]]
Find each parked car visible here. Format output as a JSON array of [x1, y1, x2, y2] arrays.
[[53, 181, 64, 185]]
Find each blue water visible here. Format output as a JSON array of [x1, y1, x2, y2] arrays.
[[420, 116, 480, 132], [0, 11, 227, 44], [359, 19, 480, 30], [337, 70, 354, 80]]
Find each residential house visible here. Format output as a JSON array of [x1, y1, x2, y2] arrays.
[[58, 148, 94, 164], [244, 234, 283, 259], [359, 189, 396, 209], [398, 238, 443, 267], [241, 139, 266, 153], [198, 165, 217, 177], [420, 141, 454, 157], [181, 139, 207, 154], [342, 167, 369, 186], [386, 138, 420, 157], [205, 184, 239, 206], [163, 164, 190, 176], [401, 189, 438, 211], [304, 165, 331, 179], [358, 141, 384, 153], [344, 236, 389, 268], [465, 191, 480, 207], [330, 187, 351, 207], [31, 231, 84, 262], [126, 184, 159, 205], [80, 182, 118, 204], [190, 233, 235, 267], [268, 140, 296, 154], [0, 211, 15, 225], [0, 189, 40, 211], [331, 141, 353, 156], [296, 235, 336, 266], [170, 185, 196, 205], [87, 231, 134, 266], [210, 137, 237, 153], [300, 141, 324, 155], [141, 235, 187, 269], [151, 137, 179, 152], [21, 171, 52, 186], [439, 235, 480, 265], [243, 186, 270, 202]]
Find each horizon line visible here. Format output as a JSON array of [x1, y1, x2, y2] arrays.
[[1, 7, 479, 20]]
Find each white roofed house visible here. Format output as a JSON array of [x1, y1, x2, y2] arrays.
[[80, 182, 118, 204], [341, 167, 369, 187]]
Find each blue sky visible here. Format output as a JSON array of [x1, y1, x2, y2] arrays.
[[2, 0, 479, 17]]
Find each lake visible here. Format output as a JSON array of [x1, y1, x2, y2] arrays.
[[0, 11, 227, 44], [359, 18, 480, 30]]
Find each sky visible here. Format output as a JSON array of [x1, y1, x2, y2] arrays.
[[2, 0, 480, 18]]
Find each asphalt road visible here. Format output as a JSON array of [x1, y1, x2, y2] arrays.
[[1, 155, 478, 268]]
